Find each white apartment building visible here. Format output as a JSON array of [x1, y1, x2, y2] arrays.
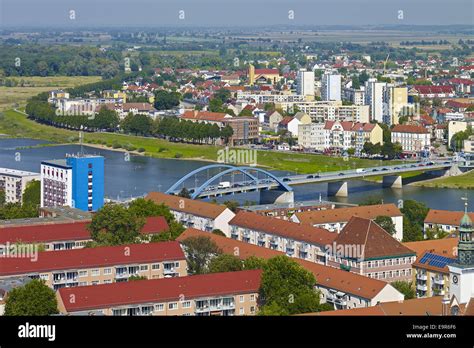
[[322, 121, 383, 153], [343, 87, 365, 106], [298, 123, 325, 151], [146, 192, 235, 236], [278, 101, 369, 124], [321, 73, 341, 101], [296, 69, 315, 96], [236, 91, 306, 104], [54, 98, 122, 116], [0, 168, 40, 204], [228, 211, 336, 264], [40, 160, 73, 208], [365, 78, 386, 123], [391, 124, 431, 155]]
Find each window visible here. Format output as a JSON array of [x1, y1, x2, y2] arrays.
[[91, 269, 100, 277], [91, 281, 99, 285], [79, 282, 88, 286], [250, 306, 255, 314], [168, 303, 178, 310], [152, 263, 160, 270], [239, 295, 244, 303], [78, 270, 88, 278], [103, 268, 112, 275], [140, 265, 148, 272], [40, 274, 49, 281], [104, 280, 112, 284], [239, 308, 244, 315], [182, 301, 191, 308], [250, 294, 255, 301], [155, 304, 164, 312], [174, 261, 180, 268]]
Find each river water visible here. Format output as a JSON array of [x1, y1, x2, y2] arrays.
[[1, 138, 472, 211]]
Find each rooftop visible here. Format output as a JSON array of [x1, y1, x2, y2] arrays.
[[177, 228, 392, 300], [424, 209, 474, 227], [294, 204, 402, 226], [229, 210, 336, 246], [58, 269, 262, 312], [0, 241, 184, 277], [145, 192, 229, 219], [0, 168, 40, 177]]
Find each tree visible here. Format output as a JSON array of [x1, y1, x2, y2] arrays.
[[401, 200, 429, 229], [0, 189, 5, 206], [391, 281, 416, 300], [180, 236, 222, 274], [212, 229, 226, 237], [243, 256, 267, 270], [238, 109, 253, 117], [223, 200, 239, 213], [359, 196, 383, 206], [259, 256, 322, 315], [178, 188, 191, 199], [4, 279, 58, 316], [87, 204, 145, 246], [22, 180, 40, 207], [121, 113, 153, 136], [154, 90, 181, 110], [128, 198, 185, 241], [208, 254, 243, 273], [374, 216, 396, 236], [425, 225, 449, 240]]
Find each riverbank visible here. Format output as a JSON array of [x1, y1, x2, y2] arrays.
[[411, 170, 474, 189], [0, 108, 401, 174]]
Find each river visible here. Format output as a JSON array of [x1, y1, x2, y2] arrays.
[[1, 138, 472, 211]]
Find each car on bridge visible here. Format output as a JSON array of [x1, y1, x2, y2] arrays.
[[283, 178, 291, 182]]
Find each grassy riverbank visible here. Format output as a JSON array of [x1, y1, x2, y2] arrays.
[[0, 108, 401, 174], [411, 170, 474, 189]]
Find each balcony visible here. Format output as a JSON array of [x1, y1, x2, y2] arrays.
[[326, 294, 347, 307], [433, 277, 445, 285], [416, 273, 427, 281], [417, 284, 428, 291]]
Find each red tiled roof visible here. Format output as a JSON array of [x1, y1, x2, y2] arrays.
[[279, 116, 294, 126], [412, 250, 455, 274], [294, 204, 402, 226], [424, 209, 474, 227], [448, 78, 474, 85], [58, 270, 262, 312], [0, 241, 184, 277], [229, 211, 336, 246], [412, 85, 454, 94], [0, 217, 169, 245], [392, 124, 429, 134], [145, 192, 228, 219], [255, 68, 279, 75], [122, 103, 155, 111], [403, 238, 458, 258], [177, 229, 390, 300], [334, 217, 415, 259]]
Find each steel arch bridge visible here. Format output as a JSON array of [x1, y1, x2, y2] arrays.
[[166, 164, 293, 199]]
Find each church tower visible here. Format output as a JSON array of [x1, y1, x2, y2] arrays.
[[448, 200, 474, 305]]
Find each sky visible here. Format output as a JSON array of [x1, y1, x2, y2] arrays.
[[0, 0, 473, 28]]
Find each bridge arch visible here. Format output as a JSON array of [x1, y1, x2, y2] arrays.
[[166, 164, 292, 198]]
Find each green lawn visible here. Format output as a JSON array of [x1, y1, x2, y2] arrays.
[[412, 170, 474, 189], [0, 109, 399, 174]]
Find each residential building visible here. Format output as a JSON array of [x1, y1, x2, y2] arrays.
[[236, 91, 306, 104], [325, 217, 416, 282], [410, 85, 455, 99], [343, 87, 365, 106], [0, 168, 40, 204], [412, 251, 456, 298], [298, 122, 325, 151], [385, 86, 408, 125], [177, 228, 404, 310], [321, 73, 341, 101], [0, 216, 169, 254], [279, 101, 369, 124], [291, 203, 403, 241], [41, 155, 104, 212], [464, 135, 474, 153], [424, 209, 474, 236], [296, 69, 315, 96], [0, 241, 187, 290], [448, 120, 472, 149], [228, 210, 336, 264], [57, 270, 262, 316], [239, 200, 334, 220], [145, 192, 235, 236], [391, 124, 431, 156], [265, 110, 284, 130], [321, 121, 384, 154], [365, 78, 386, 123]]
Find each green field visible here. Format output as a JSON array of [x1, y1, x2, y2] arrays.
[[0, 109, 400, 174], [412, 170, 474, 189], [0, 76, 101, 111]]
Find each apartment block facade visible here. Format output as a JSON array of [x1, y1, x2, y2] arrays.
[[391, 124, 431, 155], [57, 270, 262, 316], [0, 242, 187, 290], [0, 168, 40, 204]]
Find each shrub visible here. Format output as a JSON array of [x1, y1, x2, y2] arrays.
[[137, 147, 145, 152], [174, 153, 183, 158]]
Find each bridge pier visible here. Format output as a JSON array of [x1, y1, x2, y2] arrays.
[[382, 175, 402, 189], [327, 181, 348, 197], [259, 189, 294, 204]]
